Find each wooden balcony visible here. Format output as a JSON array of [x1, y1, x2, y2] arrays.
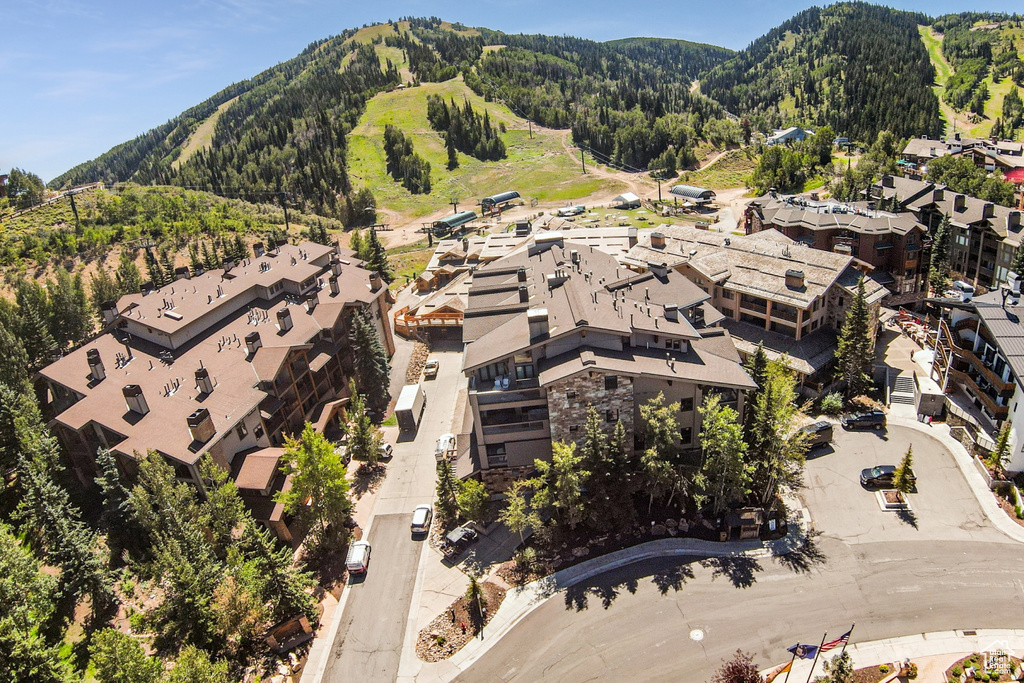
[[950, 369, 1010, 421], [393, 305, 463, 338]]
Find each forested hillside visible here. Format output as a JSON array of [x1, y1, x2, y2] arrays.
[[701, 2, 943, 142]]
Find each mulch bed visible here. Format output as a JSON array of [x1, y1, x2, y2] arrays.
[[946, 653, 1023, 681], [851, 663, 891, 683], [883, 490, 906, 505], [405, 341, 430, 384], [416, 582, 506, 661]]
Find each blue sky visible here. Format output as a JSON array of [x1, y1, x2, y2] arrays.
[[4, 0, 1023, 182]]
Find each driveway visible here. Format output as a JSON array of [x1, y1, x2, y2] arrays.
[[321, 341, 466, 683], [802, 424, 1004, 544]]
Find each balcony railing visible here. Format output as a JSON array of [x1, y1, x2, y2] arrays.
[[482, 420, 548, 436], [740, 300, 767, 315], [951, 369, 1010, 421]]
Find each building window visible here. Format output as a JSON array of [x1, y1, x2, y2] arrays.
[[604, 376, 618, 390], [478, 361, 508, 381], [665, 339, 681, 350], [838, 297, 845, 307], [680, 397, 694, 412], [486, 443, 507, 467], [722, 290, 734, 300], [254, 424, 265, 440], [680, 427, 692, 444], [569, 425, 580, 433], [720, 307, 733, 317], [515, 364, 535, 380], [606, 409, 618, 423], [236, 422, 248, 440], [566, 390, 578, 400]]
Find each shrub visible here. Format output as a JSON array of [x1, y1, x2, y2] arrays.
[[879, 664, 890, 674], [128, 611, 147, 633], [515, 546, 537, 569], [821, 392, 844, 416], [951, 665, 962, 676], [904, 661, 918, 679]]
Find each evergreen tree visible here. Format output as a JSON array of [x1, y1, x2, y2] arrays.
[[239, 518, 317, 622], [277, 423, 353, 551], [341, 380, 384, 467], [989, 421, 1012, 472], [532, 441, 588, 529], [578, 407, 635, 531], [366, 228, 395, 283], [158, 245, 177, 284], [638, 393, 687, 512], [0, 323, 30, 392], [144, 248, 165, 288], [94, 449, 138, 554], [746, 359, 810, 507], [48, 267, 93, 348], [199, 456, 246, 559], [930, 214, 953, 292], [115, 250, 143, 294], [893, 445, 916, 495], [89, 629, 163, 683], [435, 459, 460, 525], [498, 479, 540, 544], [349, 229, 365, 260], [347, 308, 391, 414], [90, 267, 121, 318], [694, 394, 749, 515], [446, 135, 459, 170], [201, 241, 220, 272], [163, 646, 231, 683], [835, 277, 874, 397], [742, 342, 770, 438], [309, 220, 330, 246], [20, 302, 58, 370]]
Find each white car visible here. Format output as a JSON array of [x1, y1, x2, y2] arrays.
[[423, 360, 439, 379], [411, 504, 433, 535], [345, 540, 371, 574], [379, 442, 394, 460]]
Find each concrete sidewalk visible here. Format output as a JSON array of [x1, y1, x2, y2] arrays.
[[413, 491, 812, 682], [761, 629, 1024, 682]]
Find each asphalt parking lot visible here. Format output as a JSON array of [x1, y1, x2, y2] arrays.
[[801, 423, 1008, 544]]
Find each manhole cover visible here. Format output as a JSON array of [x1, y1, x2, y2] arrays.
[[690, 629, 705, 642]]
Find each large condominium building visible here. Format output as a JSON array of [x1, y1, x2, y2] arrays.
[[744, 192, 929, 306], [459, 232, 755, 491], [872, 175, 1024, 290], [38, 241, 394, 541], [624, 225, 887, 396]]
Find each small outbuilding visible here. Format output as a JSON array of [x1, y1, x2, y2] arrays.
[[613, 192, 641, 209], [767, 126, 813, 146]]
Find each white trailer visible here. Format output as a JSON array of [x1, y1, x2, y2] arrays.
[[395, 384, 426, 433]]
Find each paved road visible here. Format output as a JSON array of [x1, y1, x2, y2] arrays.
[[323, 514, 421, 681], [457, 424, 1024, 681], [322, 342, 465, 683]]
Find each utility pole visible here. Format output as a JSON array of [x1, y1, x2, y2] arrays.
[[450, 198, 459, 215], [528, 120, 533, 139], [68, 190, 81, 231], [656, 176, 662, 203], [279, 192, 291, 233], [581, 150, 587, 174]]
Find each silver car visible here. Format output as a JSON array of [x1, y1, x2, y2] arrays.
[[411, 504, 433, 535]]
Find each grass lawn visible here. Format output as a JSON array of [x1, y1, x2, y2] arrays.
[[388, 239, 433, 284], [347, 76, 623, 218], [174, 96, 237, 169], [919, 25, 960, 138], [677, 149, 756, 190]]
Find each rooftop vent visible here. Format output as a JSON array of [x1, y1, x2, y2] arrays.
[[100, 301, 118, 325], [330, 255, 342, 276], [122, 385, 149, 415], [253, 242, 266, 257], [546, 269, 569, 289], [527, 308, 549, 339], [304, 293, 318, 313], [518, 284, 529, 303], [517, 266, 527, 282], [328, 275, 340, 296], [195, 366, 214, 394], [664, 303, 678, 321], [186, 408, 215, 444], [87, 348, 105, 382]]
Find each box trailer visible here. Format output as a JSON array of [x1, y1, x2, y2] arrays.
[[395, 384, 426, 433]]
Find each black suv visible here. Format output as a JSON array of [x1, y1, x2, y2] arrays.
[[841, 410, 886, 430], [860, 465, 916, 488], [799, 421, 834, 448]]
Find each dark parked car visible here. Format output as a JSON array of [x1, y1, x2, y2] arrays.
[[841, 410, 887, 430], [799, 421, 834, 448], [860, 465, 916, 488], [442, 525, 479, 555]]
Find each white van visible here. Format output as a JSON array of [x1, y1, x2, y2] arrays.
[[345, 540, 371, 574], [435, 433, 456, 461]]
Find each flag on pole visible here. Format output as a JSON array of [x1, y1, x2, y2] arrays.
[[764, 661, 792, 682], [820, 629, 853, 653], [787, 643, 819, 659]]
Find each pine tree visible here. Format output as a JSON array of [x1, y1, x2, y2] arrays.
[[20, 303, 58, 370], [158, 245, 177, 284], [349, 229, 365, 260], [90, 629, 163, 683], [240, 518, 317, 622], [90, 267, 121, 318], [435, 459, 459, 525], [532, 441, 588, 529], [48, 267, 93, 348], [201, 241, 219, 271], [199, 456, 246, 559], [341, 380, 384, 467], [835, 277, 874, 398], [930, 214, 952, 293], [0, 322, 30, 392], [989, 421, 1013, 472], [893, 445, 916, 495], [746, 359, 810, 507], [638, 393, 686, 513], [578, 407, 635, 531], [144, 248, 165, 288], [446, 135, 459, 170], [115, 250, 142, 294], [742, 342, 770, 438], [95, 448, 137, 553], [366, 228, 395, 283], [347, 308, 391, 414]]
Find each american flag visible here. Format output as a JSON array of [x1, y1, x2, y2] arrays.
[[820, 628, 853, 652]]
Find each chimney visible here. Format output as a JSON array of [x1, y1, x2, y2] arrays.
[[664, 303, 678, 321], [186, 408, 216, 444], [650, 231, 666, 248], [785, 269, 806, 290], [195, 367, 214, 394], [222, 257, 235, 273], [330, 255, 342, 276], [462, 237, 469, 251], [369, 271, 383, 292], [304, 293, 318, 313], [1008, 211, 1022, 231], [518, 284, 529, 303], [955, 132, 961, 142], [174, 266, 191, 281], [253, 242, 266, 257], [329, 275, 340, 295], [933, 187, 944, 202], [122, 385, 149, 415], [954, 194, 966, 211], [517, 266, 527, 282], [527, 308, 549, 339], [100, 301, 118, 325], [881, 175, 895, 188], [87, 348, 105, 382], [983, 202, 995, 218], [245, 331, 262, 355], [277, 307, 293, 332]]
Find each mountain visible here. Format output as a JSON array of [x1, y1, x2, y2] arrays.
[[700, 1, 943, 142], [49, 18, 734, 216]]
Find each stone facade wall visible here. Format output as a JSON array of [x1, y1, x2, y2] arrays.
[[480, 465, 534, 493], [547, 371, 635, 450]]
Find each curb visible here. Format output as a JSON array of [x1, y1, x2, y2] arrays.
[[433, 498, 811, 679]]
